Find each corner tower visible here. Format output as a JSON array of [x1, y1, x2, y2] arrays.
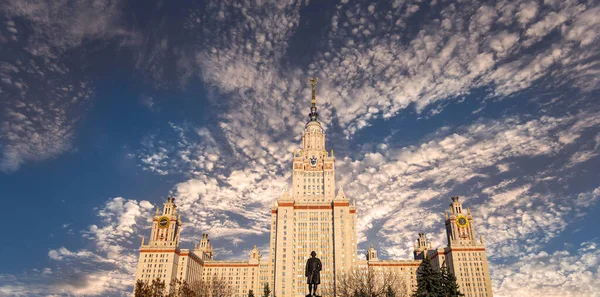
[[443, 196, 493, 297], [445, 196, 481, 247], [134, 197, 182, 292], [148, 197, 181, 247]]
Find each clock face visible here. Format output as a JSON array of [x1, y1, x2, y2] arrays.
[[158, 216, 170, 228], [456, 215, 468, 227], [310, 156, 317, 167]]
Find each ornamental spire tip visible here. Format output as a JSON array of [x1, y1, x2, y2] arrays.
[[308, 77, 319, 122]]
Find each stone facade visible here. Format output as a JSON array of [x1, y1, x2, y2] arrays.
[[133, 81, 493, 297]]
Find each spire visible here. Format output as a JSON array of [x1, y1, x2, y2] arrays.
[[336, 185, 346, 200], [308, 77, 319, 122]]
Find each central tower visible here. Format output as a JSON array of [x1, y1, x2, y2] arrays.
[[291, 77, 337, 201], [269, 78, 357, 297]]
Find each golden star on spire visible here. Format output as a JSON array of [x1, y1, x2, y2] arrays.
[[309, 77, 318, 104]]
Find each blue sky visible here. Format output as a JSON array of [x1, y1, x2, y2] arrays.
[[1, 0, 599, 296]]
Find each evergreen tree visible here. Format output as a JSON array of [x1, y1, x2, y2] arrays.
[[248, 289, 255, 297], [440, 266, 464, 297], [386, 284, 396, 297], [413, 258, 442, 297], [263, 283, 271, 297]]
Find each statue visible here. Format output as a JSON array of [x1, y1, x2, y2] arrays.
[[305, 251, 322, 297]]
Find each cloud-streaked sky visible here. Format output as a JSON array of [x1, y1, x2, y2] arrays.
[[1, 0, 599, 296]]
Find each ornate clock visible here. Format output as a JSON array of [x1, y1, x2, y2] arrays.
[[310, 156, 317, 167], [456, 215, 468, 228], [158, 216, 170, 228]]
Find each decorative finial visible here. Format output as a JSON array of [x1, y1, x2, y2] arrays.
[[309, 77, 319, 104], [155, 207, 159, 216], [308, 78, 319, 122]]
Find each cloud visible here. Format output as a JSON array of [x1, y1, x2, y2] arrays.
[[0, 197, 153, 296], [0, 77, 93, 172], [332, 111, 600, 260], [9, 0, 594, 295], [493, 241, 600, 297], [0, 0, 136, 172], [130, 2, 600, 289], [1, 0, 131, 54]]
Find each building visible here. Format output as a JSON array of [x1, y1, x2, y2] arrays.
[[413, 197, 494, 296], [133, 79, 493, 297]]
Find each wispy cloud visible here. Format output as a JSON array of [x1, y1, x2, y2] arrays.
[[2, 0, 599, 296], [0, 0, 136, 172], [493, 241, 600, 297], [0, 197, 153, 296]]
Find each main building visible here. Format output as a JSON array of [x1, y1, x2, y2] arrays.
[[134, 79, 493, 297]]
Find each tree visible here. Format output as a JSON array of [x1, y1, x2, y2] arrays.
[[413, 258, 442, 297], [386, 284, 396, 297], [134, 276, 233, 297], [149, 278, 167, 297], [440, 267, 463, 297], [167, 279, 197, 297], [324, 269, 409, 297], [248, 290, 255, 297], [194, 276, 233, 297], [134, 279, 151, 297], [263, 283, 271, 297]]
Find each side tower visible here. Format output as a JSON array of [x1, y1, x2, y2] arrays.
[[413, 233, 431, 260], [134, 197, 182, 292], [193, 233, 214, 261], [444, 196, 493, 297]]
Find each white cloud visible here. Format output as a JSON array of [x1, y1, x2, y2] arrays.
[[0, 0, 137, 172], [1, 0, 132, 54], [331, 111, 600, 260], [516, 1, 539, 25], [119, 1, 600, 295], [0, 81, 93, 172], [0, 197, 154, 296], [493, 241, 600, 297]]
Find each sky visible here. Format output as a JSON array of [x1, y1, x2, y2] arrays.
[[0, 0, 599, 296]]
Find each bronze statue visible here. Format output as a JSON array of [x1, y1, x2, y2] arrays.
[[305, 251, 322, 297]]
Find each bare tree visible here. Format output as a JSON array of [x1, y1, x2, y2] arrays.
[[134, 278, 168, 297], [187, 275, 233, 297], [324, 269, 410, 297], [167, 279, 196, 297], [134, 277, 233, 297]]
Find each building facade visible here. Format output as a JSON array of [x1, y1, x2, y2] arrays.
[[133, 80, 493, 297]]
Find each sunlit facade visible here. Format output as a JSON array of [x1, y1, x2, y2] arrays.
[[133, 80, 493, 297]]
